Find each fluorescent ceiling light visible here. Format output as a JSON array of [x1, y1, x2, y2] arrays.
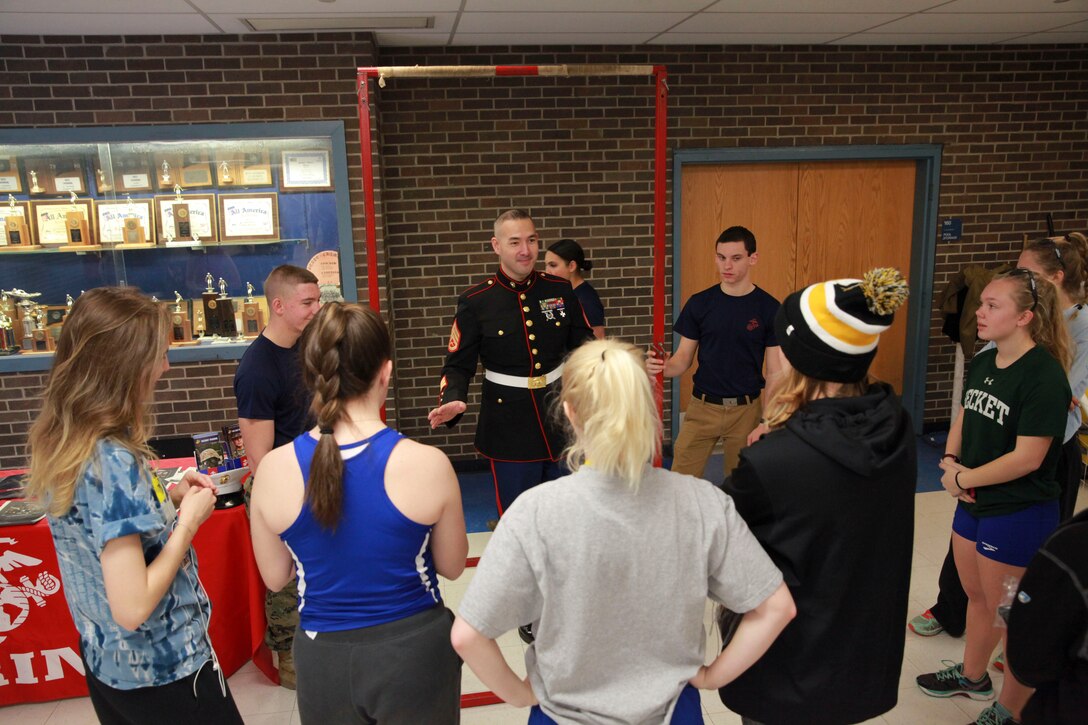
[[243, 17, 434, 31]]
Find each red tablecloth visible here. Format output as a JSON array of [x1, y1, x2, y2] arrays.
[[0, 502, 275, 705]]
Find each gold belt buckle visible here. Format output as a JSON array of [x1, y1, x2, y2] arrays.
[[527, 374, 547, 389]]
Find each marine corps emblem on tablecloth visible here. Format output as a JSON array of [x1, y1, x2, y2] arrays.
[[0, 537, 62, 645], [538, 297, 566, 322], [447, 321, 461, 352]]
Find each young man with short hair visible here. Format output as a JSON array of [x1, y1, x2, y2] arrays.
[[232, 263, 320, 689], [647, 226, 782, 479]]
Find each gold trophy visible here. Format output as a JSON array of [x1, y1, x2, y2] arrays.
[[217, 277, 238, 337], [0, 309, 18, 355], [202, 273, 223, 336], [31, 306, 54, 352], [242, 281, 264, 336], [170, 291, 192, 343]]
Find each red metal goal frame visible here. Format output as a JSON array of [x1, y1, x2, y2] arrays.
[[354, 63, 668, 709]]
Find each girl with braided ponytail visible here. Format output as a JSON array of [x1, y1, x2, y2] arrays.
[[249, 302, 467, 725], [719, 269, 918, 725]]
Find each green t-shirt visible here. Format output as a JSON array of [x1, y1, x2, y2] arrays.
[[960, 345, 1069, 518]]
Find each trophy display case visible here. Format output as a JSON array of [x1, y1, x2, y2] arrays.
[[0, 121, 355, 373]]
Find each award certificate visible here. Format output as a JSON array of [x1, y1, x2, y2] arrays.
[[280, 150, 332, 191], [219, 193, 279, 241]]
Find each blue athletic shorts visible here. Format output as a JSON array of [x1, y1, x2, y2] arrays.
[[952, 500, 1059, 567], [527, 683, 703, 724]]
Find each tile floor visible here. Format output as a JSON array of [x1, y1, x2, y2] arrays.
[[3, 488, 1081, 724]]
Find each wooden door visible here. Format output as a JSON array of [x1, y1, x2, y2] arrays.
[[794, 160, 916, 389], [678, 159, 916, 410], [678, 163, 798, 407]]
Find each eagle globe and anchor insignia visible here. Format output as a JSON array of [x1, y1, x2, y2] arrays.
[[0, 537, 61, 645]]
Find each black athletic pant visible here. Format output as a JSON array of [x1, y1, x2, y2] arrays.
[[82, 654, 243, 725], [930, 435, 1083, 634]]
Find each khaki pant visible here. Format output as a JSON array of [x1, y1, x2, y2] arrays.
[[671, 395, 763, 480]]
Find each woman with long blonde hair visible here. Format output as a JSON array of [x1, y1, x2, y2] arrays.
[[451, 338, 795, 724], [719, 269, 917, 725], [917, 268, 1072, 725], [28, 286, 242, 724]]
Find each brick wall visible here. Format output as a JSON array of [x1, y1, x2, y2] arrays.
[[1, 36, 1086, 466]]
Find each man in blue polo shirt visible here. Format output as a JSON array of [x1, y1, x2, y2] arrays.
[[647, 226, 782, 479]]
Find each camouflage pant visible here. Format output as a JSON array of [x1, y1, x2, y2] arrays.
[[266, 578, 299, 653], [244, 475, 299, 653]]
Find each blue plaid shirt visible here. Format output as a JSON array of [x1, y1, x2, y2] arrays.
[[48, 439, 212, 689]]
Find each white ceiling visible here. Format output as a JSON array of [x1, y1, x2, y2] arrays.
[[0, 0, 1086, 46]]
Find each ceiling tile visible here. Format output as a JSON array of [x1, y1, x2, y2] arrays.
[[0, 12, 220, 35], [1000, 30, 1088, 42], [927, 0, 1088, 12], [649, 32, 845, 44], [466, 0, 709, 10], [875, 11, 1088, 33], [831, 32, 1022, 44], [450, 32, 657, 45], [2, 0, 191, 11], [706, 0, 942, 10], [670, 12, 908, 34], [194, 0, 463, 11], [457, 12, 690, 34]]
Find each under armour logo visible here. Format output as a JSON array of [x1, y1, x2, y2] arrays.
[[983, 377, 994, 385]]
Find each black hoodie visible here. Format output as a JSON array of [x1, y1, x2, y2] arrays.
[[720, 382, 917, 725]]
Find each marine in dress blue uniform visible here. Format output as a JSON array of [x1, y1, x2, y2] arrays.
[[431, 211, 593, 514]]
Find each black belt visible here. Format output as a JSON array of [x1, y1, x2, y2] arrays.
[[692, 388, 760, 407]]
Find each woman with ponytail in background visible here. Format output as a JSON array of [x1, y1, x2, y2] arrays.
[[917, 268, 1072, 725], [249, 302, 467, 725], [1017, 233, 1088, 520], [545, 238, 606, 339], [451, 338, 795, 724]]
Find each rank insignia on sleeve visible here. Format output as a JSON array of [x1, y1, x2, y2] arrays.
[[447, 321, 461, 352]]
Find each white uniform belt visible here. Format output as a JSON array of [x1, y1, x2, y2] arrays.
[[484, 364, 564, 390]]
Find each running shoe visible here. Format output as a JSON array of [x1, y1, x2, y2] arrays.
[[908, 608, 945, 636], [972, 701, 1016, 724], [916, 661, 994, 700]]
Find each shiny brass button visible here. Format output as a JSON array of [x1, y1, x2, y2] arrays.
[[520, 293, 526, 300], [526, 320, 533, 327], [498, 330, 504, 335], [529, 334, 536, 340], [522, 306, 530, 312], [555, 321, 561, 326], [535, 362, 541, 369], [487, 279, 494, 285], [497, 398, 503, 404], [532, 348, 538, 355]]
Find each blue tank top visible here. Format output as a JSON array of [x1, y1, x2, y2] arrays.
[[283, 427, 441, 632]]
